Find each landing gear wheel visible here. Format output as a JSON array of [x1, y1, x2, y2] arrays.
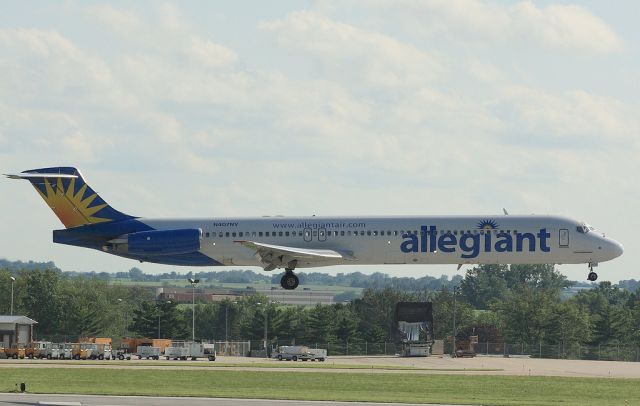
[[280, 271, 299, 290], [588, 271, 598, 281]]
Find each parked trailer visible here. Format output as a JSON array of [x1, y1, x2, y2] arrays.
[[165, 341, 215, 361], [307, 348, 327, 361], [137, 345, 161, 360], [272, 346, 312, 361]]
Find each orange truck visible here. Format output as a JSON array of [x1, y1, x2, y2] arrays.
[[4, 347, 26, 359]]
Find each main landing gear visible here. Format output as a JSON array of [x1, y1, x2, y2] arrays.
[[280, 269, 299, 290], [587, 262, 598, 282]]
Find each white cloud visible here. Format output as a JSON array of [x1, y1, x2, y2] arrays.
[[339, 0, 623, 54], [185, 36, 238, 69], [158, 3, 185, 32], [261, 11, 443, 88], [86, 5, 140, 35], [498, 86, 639, 143], [512, 2, 623, 53]]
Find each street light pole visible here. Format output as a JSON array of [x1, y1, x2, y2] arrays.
[[188, 278, 200, 342], [225, 303, 229, 344], [264, 306, 268, 359], [10, 276, 16, 316], [157, 300, 171, 339], [256, 302, 268, 359], [452, 286, 458, 358]]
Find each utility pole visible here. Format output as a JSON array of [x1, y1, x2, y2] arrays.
[[452, 286, 458, 358], [10, 276, 16, 315], [257, 302, 268, 358], [188, 278, 200, 341], [264, 306, 268, 359]]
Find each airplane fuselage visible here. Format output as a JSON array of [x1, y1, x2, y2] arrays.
[[7, 167, 624, 290], [132, 215, 622, 268]]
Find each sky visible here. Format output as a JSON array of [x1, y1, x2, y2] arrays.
[[1, 1, 638, 283]]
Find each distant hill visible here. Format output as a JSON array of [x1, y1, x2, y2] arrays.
[[0, 258, 59, 271], [2, 258, 637, 293]]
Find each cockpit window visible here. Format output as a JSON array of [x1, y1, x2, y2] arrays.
[[576, 222, 595, 234]]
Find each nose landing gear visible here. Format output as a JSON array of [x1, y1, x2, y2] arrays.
[[587, 262, 598, 282]]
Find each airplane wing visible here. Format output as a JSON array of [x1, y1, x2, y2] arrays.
[[234, 240, 356, 271]]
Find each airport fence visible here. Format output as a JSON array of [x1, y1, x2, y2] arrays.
[[248, 339, 640, 361], [470, 341, 640, 362], [255, 340, 403, 356], [210, 341, 251, 357]]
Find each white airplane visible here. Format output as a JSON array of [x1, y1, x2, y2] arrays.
[[6, 167, 624, 290]]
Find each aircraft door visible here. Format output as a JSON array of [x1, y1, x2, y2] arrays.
[[318, 228, 327, 242], [303, 228, 312, 242], [559, 229, 569, 247]]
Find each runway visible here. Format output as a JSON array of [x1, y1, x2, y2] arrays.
[[1, 355, 639, 378], [0, 394, 464, 406]]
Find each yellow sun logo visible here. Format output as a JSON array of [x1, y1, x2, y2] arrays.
[[33, 177, 111, 228]]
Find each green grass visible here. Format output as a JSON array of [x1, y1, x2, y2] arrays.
[[1, 368, 638, 405], [1, 359, 498, 371]]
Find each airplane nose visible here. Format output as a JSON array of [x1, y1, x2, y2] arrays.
[[612, 240, 624, 258]]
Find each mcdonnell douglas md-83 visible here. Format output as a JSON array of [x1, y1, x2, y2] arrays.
[[6, 167, 624, 290]]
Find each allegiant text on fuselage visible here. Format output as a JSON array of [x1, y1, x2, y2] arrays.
[[401, 226, 551, 259]]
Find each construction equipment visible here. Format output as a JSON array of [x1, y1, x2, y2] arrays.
[[454, 334, 478, 358]]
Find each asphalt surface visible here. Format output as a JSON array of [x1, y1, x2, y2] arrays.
[[0, 394, 464, 406], [2, 355, 640, 378]]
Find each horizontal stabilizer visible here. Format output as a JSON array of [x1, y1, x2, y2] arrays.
[[5, 173, 78, 179]]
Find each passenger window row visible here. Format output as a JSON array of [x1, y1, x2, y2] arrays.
[[202, 229, 520, 239]]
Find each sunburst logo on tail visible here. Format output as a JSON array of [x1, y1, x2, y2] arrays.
[[34, 176, 111, 228]]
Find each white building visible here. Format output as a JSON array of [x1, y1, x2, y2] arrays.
[[0, 315, 37, 348]]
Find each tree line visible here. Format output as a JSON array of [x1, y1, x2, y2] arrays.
[[1, 264, 639, 349]]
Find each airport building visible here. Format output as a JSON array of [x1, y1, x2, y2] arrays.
[[155, 286, 336, 306], [0, 315, 37, 348]]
